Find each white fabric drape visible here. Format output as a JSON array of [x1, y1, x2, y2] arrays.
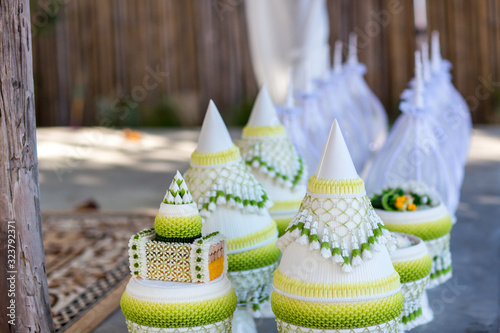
[[245, 0, 330, 104]]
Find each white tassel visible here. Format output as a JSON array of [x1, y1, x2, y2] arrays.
[[362, 249, 372, 260], [208, 202, 216, 211], [352, 255, 363, 266], [217, 196, 226, 205], [387, 242, 397, 254], [377, 235, 388, 245], [381, 227, 391, 238], [321, 247, 332, 258], [297, 234, 309, 245], [334, 253, 344, 263], [309, 241, 320, 250], [342, 263, 352, 273], [252, 160, 260, 168], [291, 228, 301, 238]]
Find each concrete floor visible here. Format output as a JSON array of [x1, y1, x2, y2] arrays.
[[37, 126, 500, 333]]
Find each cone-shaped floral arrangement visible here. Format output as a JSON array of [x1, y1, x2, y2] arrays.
[[371, 181, 453, 288], [272, 120, 403, 332], [237, 85, 307, 236], [184, 101, 281, 319], [121, 171, 236, 332], [364, 51, 459, 217], [390, 232, 433, 330]]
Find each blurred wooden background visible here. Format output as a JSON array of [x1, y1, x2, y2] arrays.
[[31, 0, 500, 127]]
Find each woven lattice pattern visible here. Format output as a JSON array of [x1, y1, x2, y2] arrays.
[[401, 276, 429, 329], [120, 289, 237, 328], [275, 315, 401, 332], [184, 160, 272, 219], [238, 136, 305, 187], [278, 194, 396, 272], [271, 291, 404, 329], [145, 242, 192, 282], [392, 255, 432, 283], [228, 261, 278, 304], [125, 316, 232, 332], [425, 234, 452, 287]]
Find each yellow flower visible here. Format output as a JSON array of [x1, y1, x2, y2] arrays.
[[407, 204, 417, 211], [394, 201, 404, 210]]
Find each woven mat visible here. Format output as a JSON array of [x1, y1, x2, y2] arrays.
[[42, 212, 154, 332]]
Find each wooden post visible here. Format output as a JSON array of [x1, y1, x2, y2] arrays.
[[0, 0, 55, 332]]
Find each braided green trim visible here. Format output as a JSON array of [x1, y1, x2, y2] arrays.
[[228, 241, 280, 272], [307, 176, 365, 195], [154, 233, 202, 244], [271, 291, 404, 329], [273, 269, 401, 299], [383, 215, 452, 241], [120, 289, 237, 328], [154, 214, 202, 239], [191, 145, 241, 166], [392, 255, 432, 283]]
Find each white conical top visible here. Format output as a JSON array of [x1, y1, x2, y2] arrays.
[[196, 100, 234, 153], [315, 119, 358, 180], [348, 32, 359, 65], [285, 67, 295, 108], [247, 85, 281, 127], [333, 41, 343, 74], [431, 30, 442, 73], [164, 170, 193, 204], [413, 51, 424, 108], [421, 42, 431, 82]]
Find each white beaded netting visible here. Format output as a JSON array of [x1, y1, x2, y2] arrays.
[[277, 193, 397, 273], [364, 103, 460, 216], [238, 135, 306, 188], [184, 160, 272, 219]]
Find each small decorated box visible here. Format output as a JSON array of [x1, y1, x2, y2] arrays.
[[128, 229, 227, 283]]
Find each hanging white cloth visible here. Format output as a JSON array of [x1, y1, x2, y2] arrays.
[[365, 51, 459, 218], [344, 33, 388, 155], [245, 0, 330, 104], [431, 31, 472, 164]]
